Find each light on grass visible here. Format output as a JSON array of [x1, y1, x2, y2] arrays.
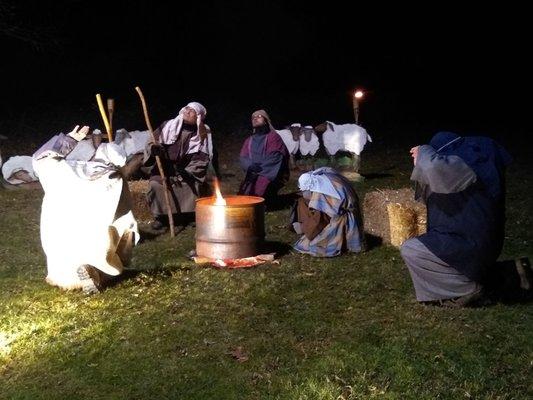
[[0, 331, 15, 356]]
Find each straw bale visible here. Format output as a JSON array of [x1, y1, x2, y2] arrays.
[[128, 179, 152, 223], [363, 187, 427, 245], [387, 203, 417, 247]]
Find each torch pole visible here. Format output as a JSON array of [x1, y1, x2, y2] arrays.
[[352, 96, 359, 125]]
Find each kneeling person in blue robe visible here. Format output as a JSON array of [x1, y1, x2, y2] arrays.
[[401, 132, 512, 305]]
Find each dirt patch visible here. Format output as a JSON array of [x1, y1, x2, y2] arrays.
[[363, 187, 426, 245]]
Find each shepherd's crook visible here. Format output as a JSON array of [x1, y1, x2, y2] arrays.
[[134, 86, 175, 237]]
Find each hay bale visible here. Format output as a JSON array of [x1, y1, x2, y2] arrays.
[[416, 211, 427, 235], [387, 203, 417, 247], [128, 180, 152, 223], [363, 187, 427, 245]]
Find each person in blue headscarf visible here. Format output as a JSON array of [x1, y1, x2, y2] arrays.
[[291, 167, 365, 257], [400, 132, 512, 306]]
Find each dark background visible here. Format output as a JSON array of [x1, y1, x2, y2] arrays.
[[1, 1, 531, 149]]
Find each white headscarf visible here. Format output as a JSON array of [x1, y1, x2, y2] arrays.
[[298, 167, 341, 199], [160, 102, 208, 154]]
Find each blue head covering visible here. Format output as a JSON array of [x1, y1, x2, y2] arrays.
[[429, 132, 512, 199]]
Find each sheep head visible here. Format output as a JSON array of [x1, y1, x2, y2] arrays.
[[313, 122, 328, 134], [288, 124, 302, 141], [301, 126, 315, 142]]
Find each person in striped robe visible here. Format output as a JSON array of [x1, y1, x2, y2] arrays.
[[292, 167, 365, 257]]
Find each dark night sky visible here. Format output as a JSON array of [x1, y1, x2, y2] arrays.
[[1, 1, 531, 143]]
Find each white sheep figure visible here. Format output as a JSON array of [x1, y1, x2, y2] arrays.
[[299, 125, 320, 156], [321, 121, 372, 172], [276, 123, 301, 169]]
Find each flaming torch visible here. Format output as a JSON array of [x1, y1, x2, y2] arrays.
[[353, 89, 364, 125]]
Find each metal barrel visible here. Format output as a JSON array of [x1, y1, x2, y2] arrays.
[[196, 195, 265, 259]]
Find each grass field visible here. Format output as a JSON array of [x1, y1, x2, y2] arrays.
[[1, 132, 531, 399]]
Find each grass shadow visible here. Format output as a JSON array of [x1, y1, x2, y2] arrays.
[[362, 172, 394, 180], [262, 240, 293, 258], [138, 227, 164, 242], [484, 258, 533, 305], [364, 233, 383, 251], [104, 266, 180, 291]]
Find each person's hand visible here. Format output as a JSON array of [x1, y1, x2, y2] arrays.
[[150, 143, 164, 157], [248, 163, 262, 175], [68, 125, 90, 141], [410, 146, 420, 166]]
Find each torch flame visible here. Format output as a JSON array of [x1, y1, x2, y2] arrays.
[[354, 90, 364, 99], [213, 178, 226, 206]]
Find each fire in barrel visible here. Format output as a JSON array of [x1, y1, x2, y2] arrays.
[[196, 180, 265, 260]]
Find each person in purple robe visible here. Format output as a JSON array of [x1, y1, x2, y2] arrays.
[[238, 109, 289, 203]]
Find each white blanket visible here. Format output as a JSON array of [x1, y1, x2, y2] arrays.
[[34, 155, 139, 290]]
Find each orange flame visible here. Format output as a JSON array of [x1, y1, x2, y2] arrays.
[[213, 178, 226, 206]]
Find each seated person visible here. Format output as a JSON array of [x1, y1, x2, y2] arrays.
[[400, 132, 512, 307], [291, 167, 365, 257], [238, 109, 289, 203], [33, 125, 139, 294], [143, 101, 212, 231]]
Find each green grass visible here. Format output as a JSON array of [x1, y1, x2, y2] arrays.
[[1, 142, 532, 399]]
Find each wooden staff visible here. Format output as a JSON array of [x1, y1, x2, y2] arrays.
[[96, 93, 113, 141], [107, 98, 115, 139], [134, 86, 175, 237]]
